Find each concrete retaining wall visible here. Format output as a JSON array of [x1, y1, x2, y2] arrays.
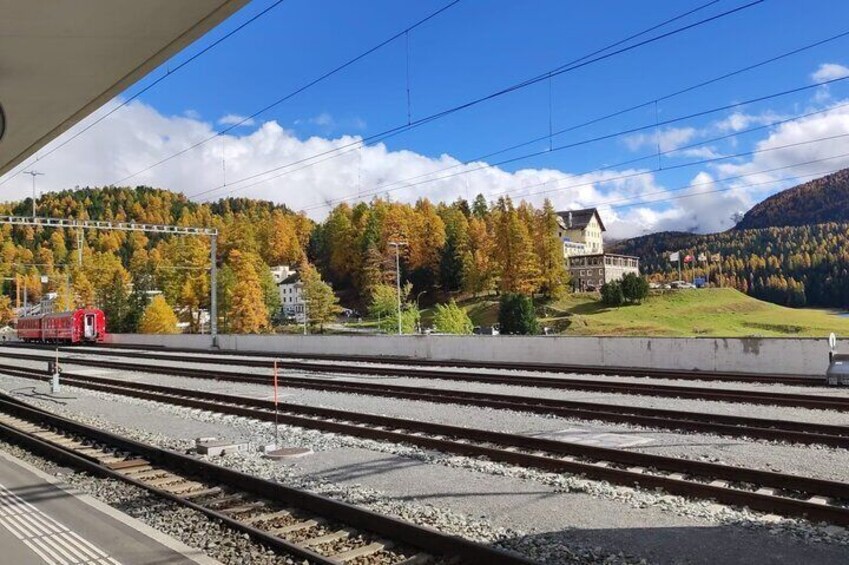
[[107, 333, 842, 376]]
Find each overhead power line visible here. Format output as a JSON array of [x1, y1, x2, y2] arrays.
[[0, 0, 290, 189], [110, 0, 465, 186], [279, 74, 849, 211], [134, 0, 761, 196], [590, 151, 849, 213], [299, 27, 849, 210]]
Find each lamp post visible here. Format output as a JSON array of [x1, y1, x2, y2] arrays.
[[388, 241, 408, 336], [22, 171, 44, 219], [415, 290, 426, 334]]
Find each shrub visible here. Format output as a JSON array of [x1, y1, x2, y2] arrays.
[[621, 273, 649, 303], [600, 280, 625, 306], [433, 300, 473, 334]]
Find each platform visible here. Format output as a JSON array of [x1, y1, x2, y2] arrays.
[[0, 449, 217, 565]]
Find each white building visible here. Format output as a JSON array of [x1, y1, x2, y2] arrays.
[[556, 208, 640, 291], [272, 265, 305, 322]]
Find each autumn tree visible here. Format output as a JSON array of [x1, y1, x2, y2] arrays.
[[227, 250, 270, 334], [535, 200, 569, 298], [462, 217, 496, 296], [494, 198, 541, 295], [139, 295, 179, 334], [300, 261, 342, 332], [433, 300, 473, 334]]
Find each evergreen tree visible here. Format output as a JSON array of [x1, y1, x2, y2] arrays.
[[498, 293, 539, 335], [601, 280, 625, 306], [620, 273, 649, 303]]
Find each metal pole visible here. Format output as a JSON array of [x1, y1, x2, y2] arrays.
[[395, 245, 402, 335], [23, 171, 43, 219], [77, 230, 83, 266], [210, 234, 218, 347]]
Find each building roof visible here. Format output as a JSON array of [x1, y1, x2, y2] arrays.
[[556, 208, 606, 232], [0, 0, 249, 175], [277, 273, 301, 285]]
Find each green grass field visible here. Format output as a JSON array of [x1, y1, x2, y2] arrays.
[[451, 288, 849, 337]]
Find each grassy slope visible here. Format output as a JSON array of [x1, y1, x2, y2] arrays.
[[454, 288, 849, 337]]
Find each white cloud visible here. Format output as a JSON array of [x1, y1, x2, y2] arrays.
[[4, 95, 848, 240], [812, 63, 849, 84], [218, 114, 255, 127], [0, 99, 668, 236]]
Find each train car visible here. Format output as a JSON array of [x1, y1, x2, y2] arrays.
[[16, 315, 43, 342], [17, 308, 107, 344]]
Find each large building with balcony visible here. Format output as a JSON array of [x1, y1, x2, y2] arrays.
[[556, 208, 640, 291]]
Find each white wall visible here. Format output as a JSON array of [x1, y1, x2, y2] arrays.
[[107, 333, 841, 377]]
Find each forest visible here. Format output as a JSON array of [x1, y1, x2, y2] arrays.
[[610, 222, 849, 309], [734, 168, 849, 230], [0, 186, 568, 333]]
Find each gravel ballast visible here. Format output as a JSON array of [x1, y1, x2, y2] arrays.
[[1, 373, 848, 564]]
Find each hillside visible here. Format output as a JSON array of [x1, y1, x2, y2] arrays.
[[610, 222, 849, 309], [449, 289, 849, 337], [734, 168, 849, 230]]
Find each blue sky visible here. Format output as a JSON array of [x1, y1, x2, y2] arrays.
[[5, 0, 849, 237]]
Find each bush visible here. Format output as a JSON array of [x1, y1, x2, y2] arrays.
[[620, 273, 649, 303], [600, 280, 625, 306], [433, 300, 473, 334], [498, 293, 539, 335]]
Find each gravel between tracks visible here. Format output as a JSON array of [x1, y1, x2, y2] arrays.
[[0, 377, 650, 564], [1, 373, 848, 561], [9, 358, 849, 485]]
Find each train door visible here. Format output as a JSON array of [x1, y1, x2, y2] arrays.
[[84, 313, 96, 340]]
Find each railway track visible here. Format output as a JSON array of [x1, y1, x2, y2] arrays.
[[0, 392, 532, 565], [1, 356, 846, 448], [3, 364, 849, 527], [7, 342, 823, 386], [3, 347, 846, 411]]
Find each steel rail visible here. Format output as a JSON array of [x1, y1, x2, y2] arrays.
[[85, 342, 823, 385], [5, 342, 821, 385], [0, 392, 533, 565], [3, 365, 849, 526], [1, 356, 845, 447], [3, 348, 846, 411]]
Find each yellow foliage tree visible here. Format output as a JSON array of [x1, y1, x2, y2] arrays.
[[227, 250, 270, 334], [139, 295, 179, 334]]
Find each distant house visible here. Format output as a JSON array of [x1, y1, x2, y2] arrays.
[[556, 208, 640, 291], [272, 265, 305, 322]]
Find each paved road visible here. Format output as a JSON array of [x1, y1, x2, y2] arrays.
[[0, 450, 214, 565]]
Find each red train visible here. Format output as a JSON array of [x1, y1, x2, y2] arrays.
[[17, 309, 107, 344]]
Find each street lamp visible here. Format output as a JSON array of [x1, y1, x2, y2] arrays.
[[388, 241, 408, 335], [22, 171, 44, 219], [415, 290, 426, 334]]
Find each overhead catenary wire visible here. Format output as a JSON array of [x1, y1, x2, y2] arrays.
[[304, 26, 849, 210], [291, 74, 849, 211], [110, 0, 465, 187], [0, 0, 291, 189], [591, 153, 849, 213], [154, 0, 757, 198]]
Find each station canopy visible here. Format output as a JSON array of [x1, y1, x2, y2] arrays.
[[0, 0, 249, 176]]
